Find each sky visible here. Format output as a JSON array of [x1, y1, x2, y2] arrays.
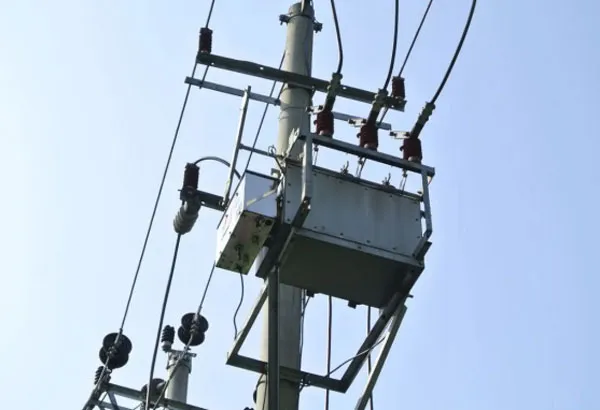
[[1, 0, 599, 409]]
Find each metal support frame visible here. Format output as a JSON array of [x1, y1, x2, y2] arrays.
[[223, 87, 251, 206], [93, 383, 209, 410], [196, 53, 406, 111], [226, 283, 406, 393], [288, 130, 435, 177], [354, 303, 407, 410], [184, 77, 394, 131]]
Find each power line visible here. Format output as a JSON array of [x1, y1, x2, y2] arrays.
[[329, 0, 344, 74], [382, 0, 400, 91], [430, 0, 476, 104], [144, 234, 183, 410]]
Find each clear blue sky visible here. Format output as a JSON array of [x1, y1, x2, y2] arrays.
[[1, 0, 599, 409]]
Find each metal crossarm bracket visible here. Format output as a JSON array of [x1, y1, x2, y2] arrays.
[[196, 53, 406, 110], [184, 77, 394, 131], [288, 131, 436, 177], [98, 383, 209, 410], [226, 276, 406, 393]]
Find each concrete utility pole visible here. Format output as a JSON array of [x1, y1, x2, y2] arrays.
[[255, 3, 314, 410], [165, 352, 192, 403]]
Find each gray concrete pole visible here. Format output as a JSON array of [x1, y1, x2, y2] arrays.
[[256, 3, 314, 410], [165, 352, 192, 403]]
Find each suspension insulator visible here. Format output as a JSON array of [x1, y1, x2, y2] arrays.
[[99, 333, 132, 370], [314, 109, 334, 136], [177, 312, 209, 346], [358, 123, 378, 150], [199, 27, 213, 54], [161, 325, 175, 352], [94, 366, 110, 385], [183, 163, 200, 191], [401, 136, 423, 163], [102, 333, 133, 355], [391, 76, 406, 100]]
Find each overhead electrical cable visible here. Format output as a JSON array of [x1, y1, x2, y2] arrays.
[[144, 234, 183, 410], [329, 0, 344, 74], [430, 0, 476, 104], [407, 0, 477, 139], [382, 0, 400, 91]]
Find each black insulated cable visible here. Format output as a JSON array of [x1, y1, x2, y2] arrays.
[[430, 0, 476, 105], [382, 0, 400, 91], [144, 234, 183, 410], [330, 0, 344, 74]]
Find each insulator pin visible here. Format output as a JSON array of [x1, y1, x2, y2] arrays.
[[314, 109, 334, 136], [199, 27, 213, 54], [401, 137, 423, 163], [391, 76, 406, 100], [358, 123, 378, 150]]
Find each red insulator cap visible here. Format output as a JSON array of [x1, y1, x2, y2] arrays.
[[183, 163, 200, 190], [199, 27, 213, 54], [314, 110, 334, 136], [358, 123, 378, 150], [391, 76, 406, 100], [401, 137, 422, 163]]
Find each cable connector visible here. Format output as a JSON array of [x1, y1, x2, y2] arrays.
[[366, 89, 389, 124], [323, 72, 343, 112], [409, 101, 435, 139]]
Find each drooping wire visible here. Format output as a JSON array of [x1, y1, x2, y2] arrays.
[[233, 272, 244, 339], [300, 336, 387, 392], [382, 0, 400, 91], [379, 0, 434, 125], [324, 296, 333, 410], [144, 234, 183, 410], [329, 0, 344, 74], [367, 308, 374, 410], [430, 0, 476, 105]]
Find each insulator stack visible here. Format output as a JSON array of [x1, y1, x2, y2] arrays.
[[391, 76, 406, 100], [173, 201, 201, 235], [358, 123, 378, 150], [94, 366, 110, 385], [401, 136, 423, 163], [314, 109, 334, 136], [161, 325, 176, 352], [199, 27, 213, 54], [98, 333, 132, 370], [177, 312, 209, 346]]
